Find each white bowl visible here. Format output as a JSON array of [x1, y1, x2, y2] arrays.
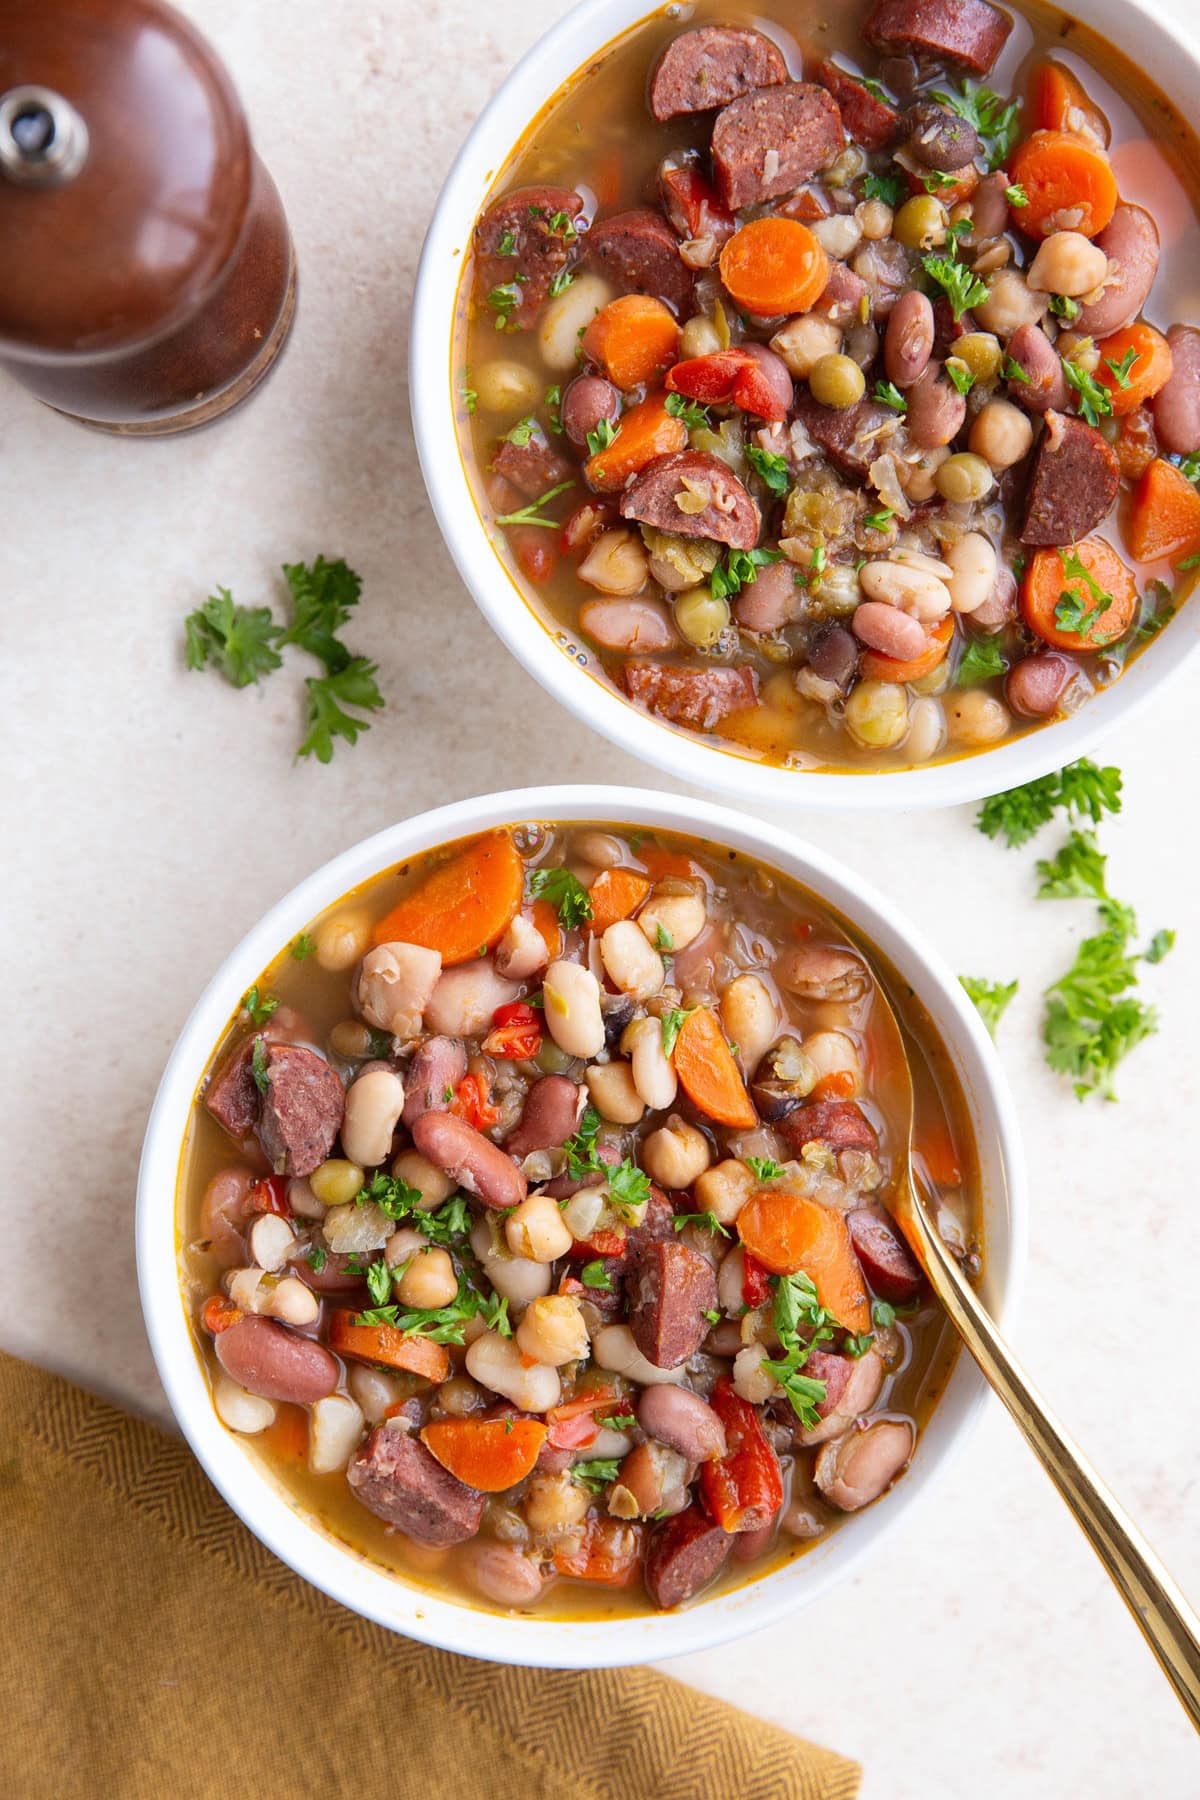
[[138, 785, 1026, 1667], [410, 0, 1200, 810]]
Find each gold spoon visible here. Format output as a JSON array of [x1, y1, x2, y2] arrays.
[[871, 982, 1200, 1730]]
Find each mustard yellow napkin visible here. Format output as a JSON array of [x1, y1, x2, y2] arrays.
[[0, 1355, 860, 1800]]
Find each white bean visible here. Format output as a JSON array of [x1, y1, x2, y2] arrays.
[[720, 975, 778, 1075], [214, 1373, 276, 1434], [354, 942, 442, 1037], [637, 891, 707, 951], [802, 1029, 862, 1094], [625, 1016, 678, 1110], [473, 357, 542, 415], [341, 1067, 406, 1169], [860, 560, 952, 622], [469, 1217, 553, 1305], [1026, 230, 1109, 298], [904, 694, 946, 763], [945, 531, 999, 614], [642, 1115, 711, 1188], [267, 1276, 320, 1326], [466, 1330, 562, 1410], [248, 1212, 294, 1273], [585, 1059, 645, 1124], [543, 958, 605, 1058], [717, 1245, 746, 1315], [592, 1324, 687, 1386], [770, 313, 842, 378], [600, 919, 664, 1001], [537, 271, 614, 371], [495, 913, 550, 981], [424, 959, 518, 1038], [309, 1394, 365, 1475], [347, 1363, 406, 1424], [733, 1342, 779, 1404], [505, 1193, 573, 1263], [516, 1294, 590, 1366], [227, 1267, 267, 1313]]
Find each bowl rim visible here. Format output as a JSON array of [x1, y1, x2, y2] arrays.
[[409, 0, 1200, 811], [137, 784, 1028, 1667]]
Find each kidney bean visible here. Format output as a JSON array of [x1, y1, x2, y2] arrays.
[[1005, 324, 1067, 415], [411, 1109, 527, 1210], [401, 1035, 468, 1129], [637, 1384, 727, 1462], [561, 374, 620, 449], [884, 290, 934, 388], [459, 1541, 546, 1607], [505, 1074, 582, 1162], [287, 1248, 366, 1294], [806, 623, 858, 687], [1075, 204, 1160, 339], [905, 362, 966, 448], [814, 1418, 915, 1511], [850, 600, 928, 660], [1154, 325, 1200, 456], [732, 560, 801, 633], [579, 596, 678, 652], [969, 170, 1010, 240], [199, 1166, 257, 1268], [214, 1315, 338, 1404], [1006, 651, 1070, 718]]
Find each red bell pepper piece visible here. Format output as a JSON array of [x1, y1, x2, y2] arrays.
[[660, 164, 735, 246], [247, 1175, 289, 1216], [552, 1516, 643, 1585], [482, 1000, 543, 1060], [545, 1386, 618, 1450], [201, 1294, 243, 1335], [742, 1251, 773, 1310], [666, 349, 788, 422], [699, 1378, 784, 1533], [449, 1072, 501, 1132]]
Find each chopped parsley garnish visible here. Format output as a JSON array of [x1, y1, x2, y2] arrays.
[[872, 1300, 896, 1330], [570, 1458, 622, 1492], [1048, 293, 1080, 321], [543, 384, 563, 432], [608, 1160, 651, 1219], [1054, 548, 1116, 641], [862, 507, 895, 531], [1180, 453, 1200, 484], [931, 79, 1021, 170], [862, 170, 906, 209], [957, 636, 1007, 686], [1105, 348, 1140, 389], [673, 1210, 731, 1238], [585, 417, 618, 455], [1035, 829, 1110, 902], [242, 985, 279, 1027], [660, 1006, 692, 1057], [354, 1173, 470, 1245], [365, 1256, 394, 1307], [976, 758, 1123, 848], [654, 923, 674, 952], [496, 228, 517, 256], [527, 865, 593, 927], [598, 1413, 636, 1432], [184, 587, 283, 689], [458, 368, 477, 414], [945, 359, 975, 396], [709, 544, 782, 602], [843, 1333, 875, 1359], [494, 479, 575, 529], [580, 1260, 613, 1290], [761, 1272, 834, 1429], [1002, 356, 1031, 385], [486, 283, 522, 326], [547, 268, 575, 298], [290, 932, 315, 961], [250, 1036, 271, 1095], [746, 1156, 782, 1182], [299, 659, 385, 764], [873, 380, 908, 413], [1062, 358, 1112, 428], [305, 1244, 327, 1273], [960, 975, 1018, 1037], [745, 445, 791, 495], [547, 209, 577, 240], [1005, 183, 1028, 207], [665, 391, 711, 431], [923, 255, 989, 322], [503, 415, 538, 447], [269, 557, 382, 765], [921, 168, 958, 192], [563, 1105, 604, 1179]]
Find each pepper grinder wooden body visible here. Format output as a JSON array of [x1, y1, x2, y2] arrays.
[[0, 0, 296, 434]]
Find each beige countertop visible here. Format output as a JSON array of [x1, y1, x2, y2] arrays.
[[4, 0, 1199, 1792]]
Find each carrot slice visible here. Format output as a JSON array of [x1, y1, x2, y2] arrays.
[[858, 614, 954, 684], [328, 1311, 450, 1382], [1029, 60, 1109, 147], [1128, 458, 1200, 563], [370, 831, 523, 964], [420, 1418, 546, 1492], [582, 295, 680, 391], [915, 1122, 964, 1190], [1021, 539, 1138, 651], [529, 898, 562, 961], [672, 1005, 756, 1129], [584, 391, 688, 492], [586, 867, 651, 934], [636, 844, 705, 884], [719, 218, 830, 316], [736, 1189, 870, 1332], [552, 1517, 643, 1586], [1007, 130, 1117, 239], [1095, 323, 1173, 417]]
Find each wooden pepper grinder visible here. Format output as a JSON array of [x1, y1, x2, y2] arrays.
[[0, 0, 296, 433]]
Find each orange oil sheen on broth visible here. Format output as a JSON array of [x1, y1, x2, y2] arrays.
[[452, 0, 1200, 774], [177, 824, 978, 1619]]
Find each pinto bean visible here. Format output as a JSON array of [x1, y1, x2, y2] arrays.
[[1006, 651, 1070, 717], [199, 1166, 256, 1267], [505, 1074, 582, 1161], [411, 1110, 527, 1211], [851, 600, 928, 660], [904, 361, 966, 448], [214, 1315, 338, 1404], [401, 1035, 467, 1129], [814, 1418, 915, 1510], [459, 1541, 546, 1607], [424, 960, 518, 1039], [1005, 323, 1067, 415], [806, 623, 858, 686], [968, 170, 1010, 239], [884, 290, 934, 388], [732, 560, 800, 633], [1154, 325, 1200, 456], [638, 1384, 727, 1461], [798, 1350, 886, 1447], [579, 596, 678, 652], [1075, 205, 1160, 339], [561, 374, 620, 448]]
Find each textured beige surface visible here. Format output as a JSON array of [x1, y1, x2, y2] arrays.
[[3, 0, 1199, 1794]]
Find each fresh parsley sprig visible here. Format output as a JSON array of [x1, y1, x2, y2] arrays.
[[959, 976, 1018, 1037], [528, 866, 593, 927], [184, 588, 282, 689], [976, 758, 1123, 848]]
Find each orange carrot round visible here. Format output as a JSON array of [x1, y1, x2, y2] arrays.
[[582, 295, 680, 391], [1021, 539, 1138, 651], [1029, 60, 1109, 147], [370, 831, 523, 964], [736, 1189, 870, 1332], [584, 391, 688, 492], [1008, 130, 1117, 239], [859, 614, 954, 684], [529, 898, 563, 961], [719, 218, 830, 316], [328, 1312, 450, 1383], [1128, 458, 1200, 563], [1095, 323, 1173, 416], [586, 866, 651, 933], [420, 1418, 546, 1491], [672, 1005, 756, 1129]]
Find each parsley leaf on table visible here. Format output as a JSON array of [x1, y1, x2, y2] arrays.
[[976, 759, 1123, 848], [184, 587, 282, 688], [299, 658, 385, 763], [959, 976, 1018, 1037]]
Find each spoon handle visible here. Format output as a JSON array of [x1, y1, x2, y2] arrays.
[[911, 1208, 1200, 1731]]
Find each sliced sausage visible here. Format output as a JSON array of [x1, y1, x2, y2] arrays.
[[644, 1504, 733, 1608], [474, 185, 585, 329], [623, 660, 759, 731], [863, 0, 1013, 76], [504, 1075, 582, 1162], [811, 259, 870, 327], [347, 1423, 485, 1546], [1006, 651, 1070, 719], [638, 1384, 727, 1462], [257, 1044, 346, 1177], [1154, 325, 1200, 456], [711, 82, 845, 212], [628, 1239, 718, 1368], [902, 100, 981, 171], [1021, 410, 1120, 546], [797, 1348, 886, 1446], [813, 60, 900, 151], [491, 426, 573, 500], [411, 1110, 527, 1210], [618, 449, 760, 549], [401, 1035, 467, 1129], [648, 25, 787, 122], [214, 1315, 338, 1404], [1005, 323, 1068, 416], [846, 1204, 922, 1302], [1074, 205, 1160, 339], [794, 395, 900, 481], [204, 1040, 260, 1140], [585, 208, 694, 314], [780, 1100, 879, 1157], [814, 1417, 915, 1510]]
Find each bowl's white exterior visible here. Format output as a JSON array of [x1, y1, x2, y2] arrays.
[[410, 0, 1200, 810], [138, 786, 1027, 1667]]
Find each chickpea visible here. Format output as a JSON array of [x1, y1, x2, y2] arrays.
[[505, 1193, 573, 1263], [769, 313, 842, 379], [945, 688, 1011, 745], [397, 1246, 458, 1310], [973, 269, 1044, 337], [637, 890, 707, 952], [466, 1330, 562, 1411], [390, 1148, 454, 1208], [811, 213, 863, 260], [1026, 230, 1109, 298], [679, 313, 723, 359], [314, 909, 371, 973], [693, 1158, 755, 1227], [844, 679, 909, 750], [309, 1157, 365, 1208], [586, 1059, 645, 1125], [516, 1294, 590, 1366], [473, 357, 541, 416], [903, 444, 950, 502], [1055, 329, 1100, 374], [969, 400, 1034, 472], [809, 353, 867, 410], [642, 1115, 711, 1188], [674, 585, 730, 647], [856, 196, 894, 240], [624, 1015, 678, 1111], [543, 958, 605, 1059], [341, 1067, 405, 1170], [954, 332, 1003, 382], [524, 1471, 590, 1535], [803, 1029, 862, 1094], [893, 194, 948, 252], [600, 919, 665, 1001], [329, 1019, 374, 1059], [720, 973, 777, 1075], [935, 452, 995, 504]]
